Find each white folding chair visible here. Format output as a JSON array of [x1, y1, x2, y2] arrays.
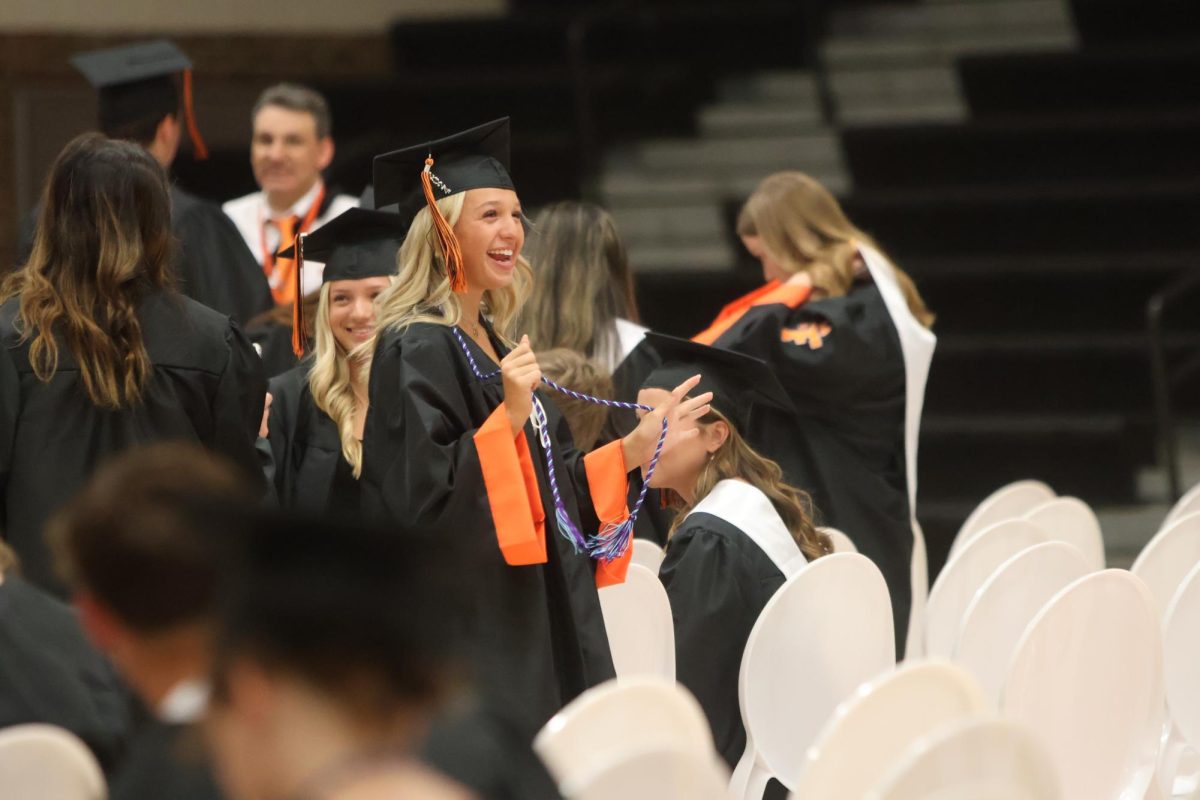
[[1002, 570, 1164, 800], [1131, 512, 1200, 622], [1163, 481, 1200, 532], [789, 660, 989, 799], [818, 526, 857, 553], [954, 541, 1091, 704], [534, 676, 715, 790], [0, 724, 106, 800], [562, 745, 731, 800], [1021, 496, 1106, 570], [597, 563, 674, 680], [730, 552, 895, 799], [948, 479, 1055, 560], [866, 717, 1062, 800], [924, 519, 1047, 658], [1158, 562, 1200, 796], [630, 538, 666, 575]]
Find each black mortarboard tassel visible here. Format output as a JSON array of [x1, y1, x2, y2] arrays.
[[639, 333, 796, 432]]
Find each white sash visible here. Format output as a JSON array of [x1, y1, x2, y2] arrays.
[[687, 479, 808, 577], [858, 244, 937, 656]]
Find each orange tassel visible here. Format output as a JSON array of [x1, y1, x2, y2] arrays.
[[290, 233, 306, 357], [421, 156, 467, 293], [181, 69, 209, 160]]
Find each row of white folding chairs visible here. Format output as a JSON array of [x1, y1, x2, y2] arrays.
[[940, 479, 1200, 798]]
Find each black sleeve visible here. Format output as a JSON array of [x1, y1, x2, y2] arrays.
[[361, 333, 495, 539], [210, 321, 268, 492], [714, 289, 898, 415], [659, 523, 759, 768], [0, 348, 19, 528]]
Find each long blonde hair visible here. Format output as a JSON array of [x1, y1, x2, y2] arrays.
[[518, 201, 639, 363], [737, 172, 934, 329], [307, 283, 374, 477], [375, 192, 532, 339], [3, 134, 175, 409], [670, 409, 831, 561]]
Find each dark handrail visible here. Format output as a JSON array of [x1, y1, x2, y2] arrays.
[[1146, 267, 1200, 501]]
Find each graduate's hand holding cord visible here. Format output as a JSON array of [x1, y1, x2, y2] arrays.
[[623, 374, 712, 471], [501, 335, 542, 437]]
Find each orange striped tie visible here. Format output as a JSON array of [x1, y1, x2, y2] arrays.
[[269, 215, 299, 305]]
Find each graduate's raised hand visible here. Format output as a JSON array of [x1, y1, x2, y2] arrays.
[[501, 335, 542, 436], [624, 375, 712, 468]]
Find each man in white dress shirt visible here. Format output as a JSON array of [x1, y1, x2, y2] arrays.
[[223, 83, 357, 304]]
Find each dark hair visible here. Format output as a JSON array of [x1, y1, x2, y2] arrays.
[[520, 201, 639, 365], [1, 133, 175, 409], [252, 83, 332, 139], [49, 443, 255, 633], [212, 513, 469, 724]]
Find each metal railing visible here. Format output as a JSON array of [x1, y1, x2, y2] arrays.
[[1147, 268, 1200, 501]]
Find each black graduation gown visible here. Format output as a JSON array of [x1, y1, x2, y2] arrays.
[[265, 364, 361, 515], [0, 290, 267, 595], [706, 281, 911, 653], [0, 575, 132, 773], [109, 719, 224, 800], [15, 186, 272, 327], [657, 520, 784, 771], [360, 321, 616, 741], [169, 185, 273, 327]]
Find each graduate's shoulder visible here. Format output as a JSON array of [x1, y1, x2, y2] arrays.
[[139, 292, 252, 371], [268, 362, 311, 402], [374, 320, 464, 361]]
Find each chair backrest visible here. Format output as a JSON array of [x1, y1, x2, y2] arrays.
[[0, 724, 106, 800], [819, 526, 858, 554], [630, 538, 666, 575], [1164, 562, 1200, 752], [954, 541, 1092, 704], [739, 552, 895, 790], [1163, 481, 1200, 532], [597, 563, 674, 680], [925, 519, 1047, 658], [1021, 496, 1105, 570], [1131, 512, 1200, 622], [866, 717, 1062, 800], [1002, 570, 1164, 800], [790, 660, 989, 799], [533, 676, 715, 789], [949, 480, 1055, 559], [562, 745, 730, 800]]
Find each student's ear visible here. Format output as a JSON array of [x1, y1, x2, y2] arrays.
[[75, 592, 128, 655], [705, 419, 730, 454]]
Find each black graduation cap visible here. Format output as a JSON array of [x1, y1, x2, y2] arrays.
[[276, 207, 405, 284], [70, 40, 208, 158], [372, 117, 513, 221], [276, 207, 404, 357], [640, 333, 795, 432]]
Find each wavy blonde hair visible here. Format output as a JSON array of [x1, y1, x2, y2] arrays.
[[307, 283, 376, 477], [737, 172, 934, 329], [375, 192, 532, 340], [670, 409, 831, 561], [2, 134, 175, 409]]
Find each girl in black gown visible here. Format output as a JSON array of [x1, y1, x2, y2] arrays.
[[0, 134, 265, 595], [635, 333, 831, 770], [360, 118, 709, 778], [264, 208, 402, 515]]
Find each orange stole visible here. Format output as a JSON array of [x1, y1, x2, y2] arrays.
[[692, 280, 813, 344]]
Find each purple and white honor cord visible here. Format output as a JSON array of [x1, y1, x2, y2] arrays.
[[451, 326, 666, 561]]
